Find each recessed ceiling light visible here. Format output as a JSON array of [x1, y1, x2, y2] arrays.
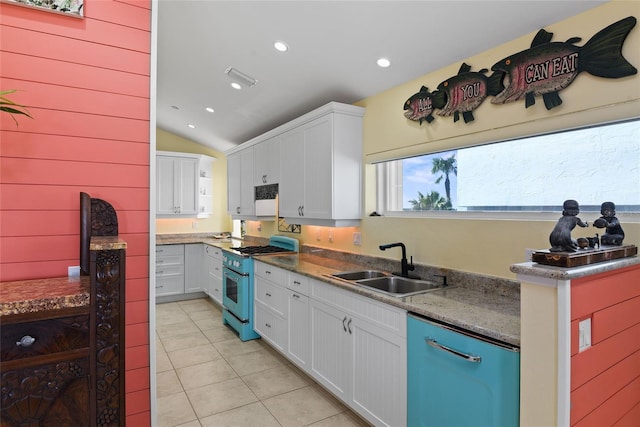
[[377, 57, 391, 68], [274, 41, 289, 52], [171, 105, 179, 110], [230, 82, 242, 90], [205, 107, 214, 113], [188, 124, 196, 129]]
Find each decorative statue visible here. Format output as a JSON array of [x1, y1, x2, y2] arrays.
[[593, 201, 625, 245], [549, 199, 589, 252]]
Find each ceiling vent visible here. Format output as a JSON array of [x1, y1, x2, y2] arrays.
[[224, 67, 258, 88]]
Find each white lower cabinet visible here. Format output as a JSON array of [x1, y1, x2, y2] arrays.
[[204, 244, 223, 305], [253, 261, 406, 427], [254, 262, 288, 352], [309, 281, 407, 427], [286, 275, 310, 370], [184, 244, 204, 293], [156, 245, 185, 297]]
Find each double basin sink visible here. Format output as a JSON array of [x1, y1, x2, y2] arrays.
[[330, 270, 447, 297]]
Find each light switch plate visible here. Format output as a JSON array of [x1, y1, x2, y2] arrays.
[[578, 318, 592, 352], [353, 232, 362, 246]]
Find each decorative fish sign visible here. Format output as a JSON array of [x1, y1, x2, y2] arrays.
[[403, 86, 445, 124], [491, 16, 637, 110], [436, 63, 503, 123]]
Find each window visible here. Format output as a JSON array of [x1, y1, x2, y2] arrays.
[[377, 120, 640, 214]]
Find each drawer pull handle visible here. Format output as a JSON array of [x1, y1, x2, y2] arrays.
[[265, 270, 271, 275], [16, 335, 36, 347], [342, 316, 347, 332], [426, 338, 482, 363], [294, 281, 301, 285], [265, 323, 271, 328], [347, 318, 352, 335], [293, 294, 300, 299], [265, 292, 272, 297]]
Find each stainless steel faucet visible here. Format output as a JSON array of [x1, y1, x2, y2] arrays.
[[379, 242, 415, 278]]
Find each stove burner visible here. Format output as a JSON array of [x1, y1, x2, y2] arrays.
[[234, 245, 292, 255]]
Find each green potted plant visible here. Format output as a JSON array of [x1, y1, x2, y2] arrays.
[[1, 90, 32, 126]]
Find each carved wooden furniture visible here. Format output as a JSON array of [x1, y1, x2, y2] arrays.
[[1, 193, 126, 426]]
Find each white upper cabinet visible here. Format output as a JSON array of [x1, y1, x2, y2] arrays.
[[225, 102, 364, 226], [279, 106, 364, 226], [226, 147, 255, 217], [254, 135, 280, 186], [157, 151, 215, 217]]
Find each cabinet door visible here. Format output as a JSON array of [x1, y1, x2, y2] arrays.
[[227, 149, 255, 216], [309, 298, 351, 401], [254, 300, 287, 353], [351, 318, 407, 427], [157, 156, 198, 216], [184, 244, 203, 293], [279, 128, 305, 218], [157, 156, 178, 215], [177, 157, 198, 215], [287, 290, 310, 370], [302, 116, 333, 219], [227, 152, 242, 215], [254, 135, 281, 185], [204, 245, 223, 304]]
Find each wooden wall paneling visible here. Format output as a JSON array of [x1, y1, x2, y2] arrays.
[[0, 109, 150, 141], [0, 4, 151, 52], [0, 132, 150, 163], [125, 322, 149, 349], [571, 350, 640, 423], [592, 296, 640, 344], [126, 278, 149, 302], [125, 300, 149, 325], [125, 389, 151, 417], [571, 318, 581, 356], [0, 79, 150, 120], [125, 367, 150, 394], [124, 344, 149, 371], [1, 185, 150, 211], [0, 260, 76, 282], [572, 268, 640, 320], [1, 28, 150, 74], [1, 158, 149, 187], [83, 0, 152, 29], [125, 255, 150, 280], [1, 52, 150, 97], [571, 322, 640, 389], [573, 376, 640, 427], [1, 234, 78, 263], [1, 211, 79, 236], [613, 402, 640, 427], [118, 233, 150, 257]]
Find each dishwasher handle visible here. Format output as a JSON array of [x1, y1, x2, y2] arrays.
[[426, 338, 482, 363]]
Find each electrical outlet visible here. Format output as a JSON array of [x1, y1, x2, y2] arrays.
[[578, 318, 592, 352], [353, 232, 362, 246], [316, 230, 321, 241], [192, 221, 198, 229], [257, 223, 262, 231], [328, 230, 333, 243]]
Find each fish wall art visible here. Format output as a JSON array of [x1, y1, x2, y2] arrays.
[[403, 16, 637, 125], [403, 86, 445, 124], [436, 63, 503, 123]]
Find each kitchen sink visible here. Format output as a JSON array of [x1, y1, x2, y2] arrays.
[[355, 276, 446, 297], [331, 270, 388, 281]]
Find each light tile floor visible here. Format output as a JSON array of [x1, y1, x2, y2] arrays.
[[156, 298, 371, 427]]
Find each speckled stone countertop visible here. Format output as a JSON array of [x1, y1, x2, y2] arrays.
[[0, 237, 124, 317], [156, 233, 247, 250], [0, 276, 90, 317], [256, 253, 521, 347], [510, 256, 640, 280]]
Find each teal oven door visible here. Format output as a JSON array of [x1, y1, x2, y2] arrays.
[[407, 314, 520, 427]]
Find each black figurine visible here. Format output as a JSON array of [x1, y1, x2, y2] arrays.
[[549, 200, 589, 252], [593, 201, 625, 245]]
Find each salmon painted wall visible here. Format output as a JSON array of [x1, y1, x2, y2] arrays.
[[0, 0, 152, 424], [570, 265, 640, 426]]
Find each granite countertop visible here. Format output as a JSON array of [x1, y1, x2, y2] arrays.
[[156, 233, 245, 250], [256, 253, 521, 347], [0, 276, 90, 317], [511, 256, 640, 280]]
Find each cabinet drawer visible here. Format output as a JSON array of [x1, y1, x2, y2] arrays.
[[255, 262, 285, 284], [156, 263, 184, 277], [204, 245, 222, 259], [156, 244, 184, 256], [255, 300, 287, 351], [255, 278, 287, 317], [287, 273, 310, 296], [156, 276, 184, 296], [1, 315, 89, 361], [156, 254, 184, 267]]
